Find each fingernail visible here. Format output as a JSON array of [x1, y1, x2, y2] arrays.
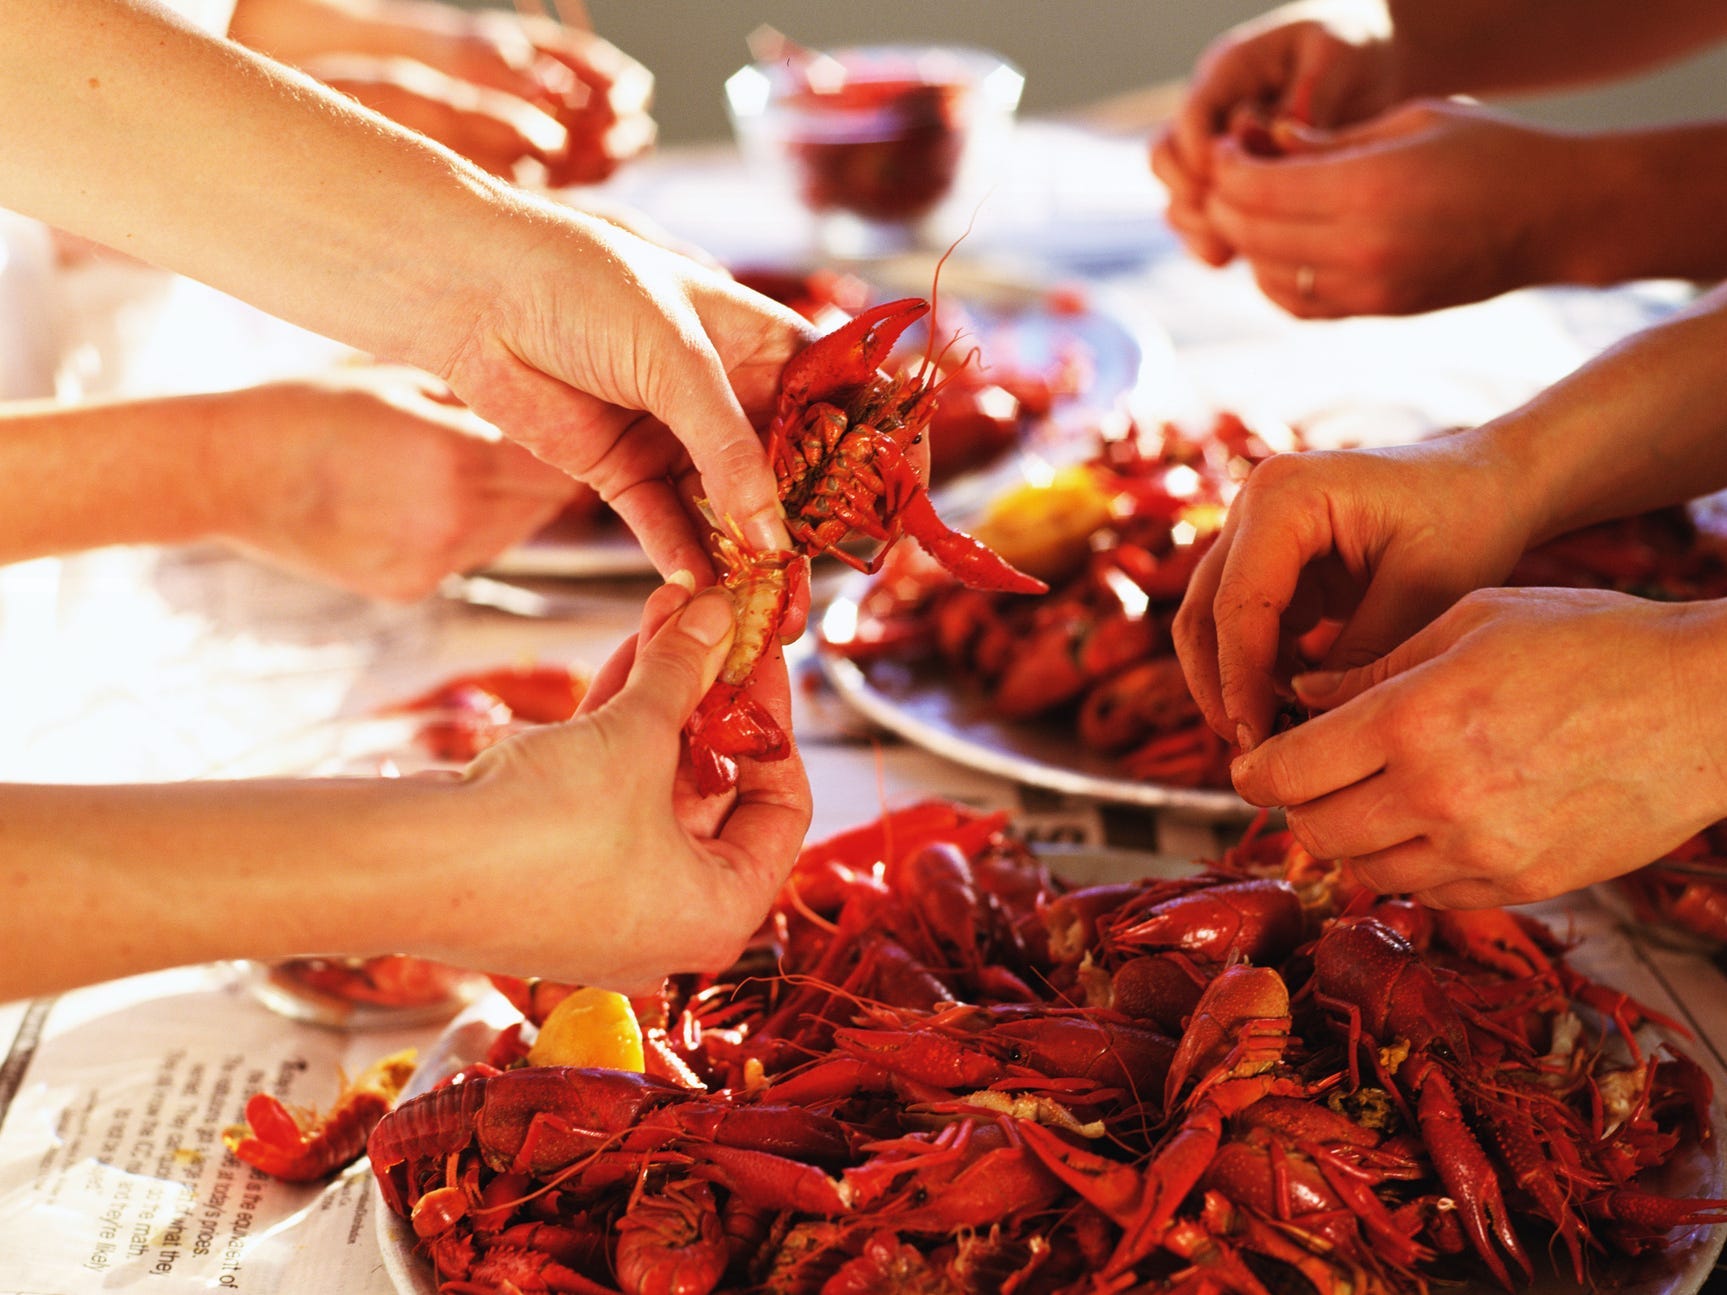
[[1235, 723, 1255, 755], [665, 568, 697, 593], [1293, 670, 1341, 700], [742, 505, 791, 555], [680, 586, 735, 647]]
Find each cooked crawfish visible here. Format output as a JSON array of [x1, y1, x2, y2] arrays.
[[770, 295, 1045, 596], [822, 415, 1281, 790], [224, 1048, 416, 1181], [683, 522, 799, 797], [373, 804, 1727, 1295], [686, 296, 1044, 796], [390, 663, 590, 761]]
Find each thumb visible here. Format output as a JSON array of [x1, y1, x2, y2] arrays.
[[1304, 102, 1432, 154], [1316, 574, 1462, 677], [613, 586, 736, 731], [1291, 613, 1453, 709]]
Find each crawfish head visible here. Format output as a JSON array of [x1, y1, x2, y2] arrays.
[[1312, 916, 1469, 1063]]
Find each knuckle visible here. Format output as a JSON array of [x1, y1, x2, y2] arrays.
[[1345, 857, 1396, 894], [1492, 870, 1546, 907], [1284, 810, 1332, 861]]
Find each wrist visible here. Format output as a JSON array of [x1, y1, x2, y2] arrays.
[[431, 194, 610, 393], [222, 774, 485, 962], [1501, 128, 1604, 290], [1666, 600, 1727, 823], [1448, 420, 1553, 556], [169, 392, 241, 545], [1543, 132, 1645, 287], [382, 176, 560, 384]]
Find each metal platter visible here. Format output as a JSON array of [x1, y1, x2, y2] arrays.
[[817, 574, 1254, 820]]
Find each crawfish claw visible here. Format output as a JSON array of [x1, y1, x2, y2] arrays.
[[777, 298, 931, 413]]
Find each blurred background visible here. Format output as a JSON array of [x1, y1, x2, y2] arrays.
[[482, 0, 1727, 144]]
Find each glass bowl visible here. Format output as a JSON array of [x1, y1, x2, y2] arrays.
[[726, 44, 1023, 258], [240, 954, 490, 1030]]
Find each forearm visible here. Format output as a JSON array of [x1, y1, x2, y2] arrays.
[[0, 776, 471, 999], [0, 395, 225, 561], [1545, 124, 1727, 288], [1387, 0, 1727, 100], [1484, 282, 1727, 542], [0, 0, 529, 377]]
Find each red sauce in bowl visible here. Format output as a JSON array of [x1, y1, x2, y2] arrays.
[[784, 76, 971, 222]]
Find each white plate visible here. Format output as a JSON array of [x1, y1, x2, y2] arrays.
[[817, 571, 1253, 820], [486, 284, 1144, 582], [375, 851, 1727, 1295], [485, 523, 656, 580]]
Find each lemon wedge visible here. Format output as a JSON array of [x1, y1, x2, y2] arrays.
[[526, 986, 646, 1072], [972, 466, 1113, 585]]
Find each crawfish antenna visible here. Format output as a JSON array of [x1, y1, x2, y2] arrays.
[[920, 210, 978, 378]]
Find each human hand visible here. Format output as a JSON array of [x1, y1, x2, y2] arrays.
[[210, 366, 576, 600], [1153, 0, 1401, 266], [512, 17, 656, 187], [354, 5, 655, 186], [437, 209, 813, 585], [1231, 588, 1727, 907], [447, 578, 811, 992], [1172, 432, 1535, 751], [1198, 99, 1584, 316]]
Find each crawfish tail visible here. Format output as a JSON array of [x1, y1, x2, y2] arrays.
[[898, 491, 1047, 594]]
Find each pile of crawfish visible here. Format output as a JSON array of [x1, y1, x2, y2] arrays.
[[824, 412, 1291, 789], [368, 801, 1727, 1295]]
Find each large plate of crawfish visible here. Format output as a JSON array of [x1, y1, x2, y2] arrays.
[[815, 413, 1296, 819], [371, 802, 1727, 1295]]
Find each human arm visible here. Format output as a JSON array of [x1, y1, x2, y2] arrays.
[[1197, 101, 1727, 317], [1173, 280, 1727, 749], [227, 0, 654, 184], [0, 578, 811, 1000], [0, 368, 577, 600], [1154, 0, 1727, 268], [0, 0, 797, 580]]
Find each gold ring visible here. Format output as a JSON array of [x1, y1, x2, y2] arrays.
[[1296, 264, 1316, 299]]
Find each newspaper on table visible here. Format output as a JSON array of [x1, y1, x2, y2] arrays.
[[0, 965, 421, 1295]]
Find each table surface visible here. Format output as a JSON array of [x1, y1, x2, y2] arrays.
[[0, 122, 1718, 1294]]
